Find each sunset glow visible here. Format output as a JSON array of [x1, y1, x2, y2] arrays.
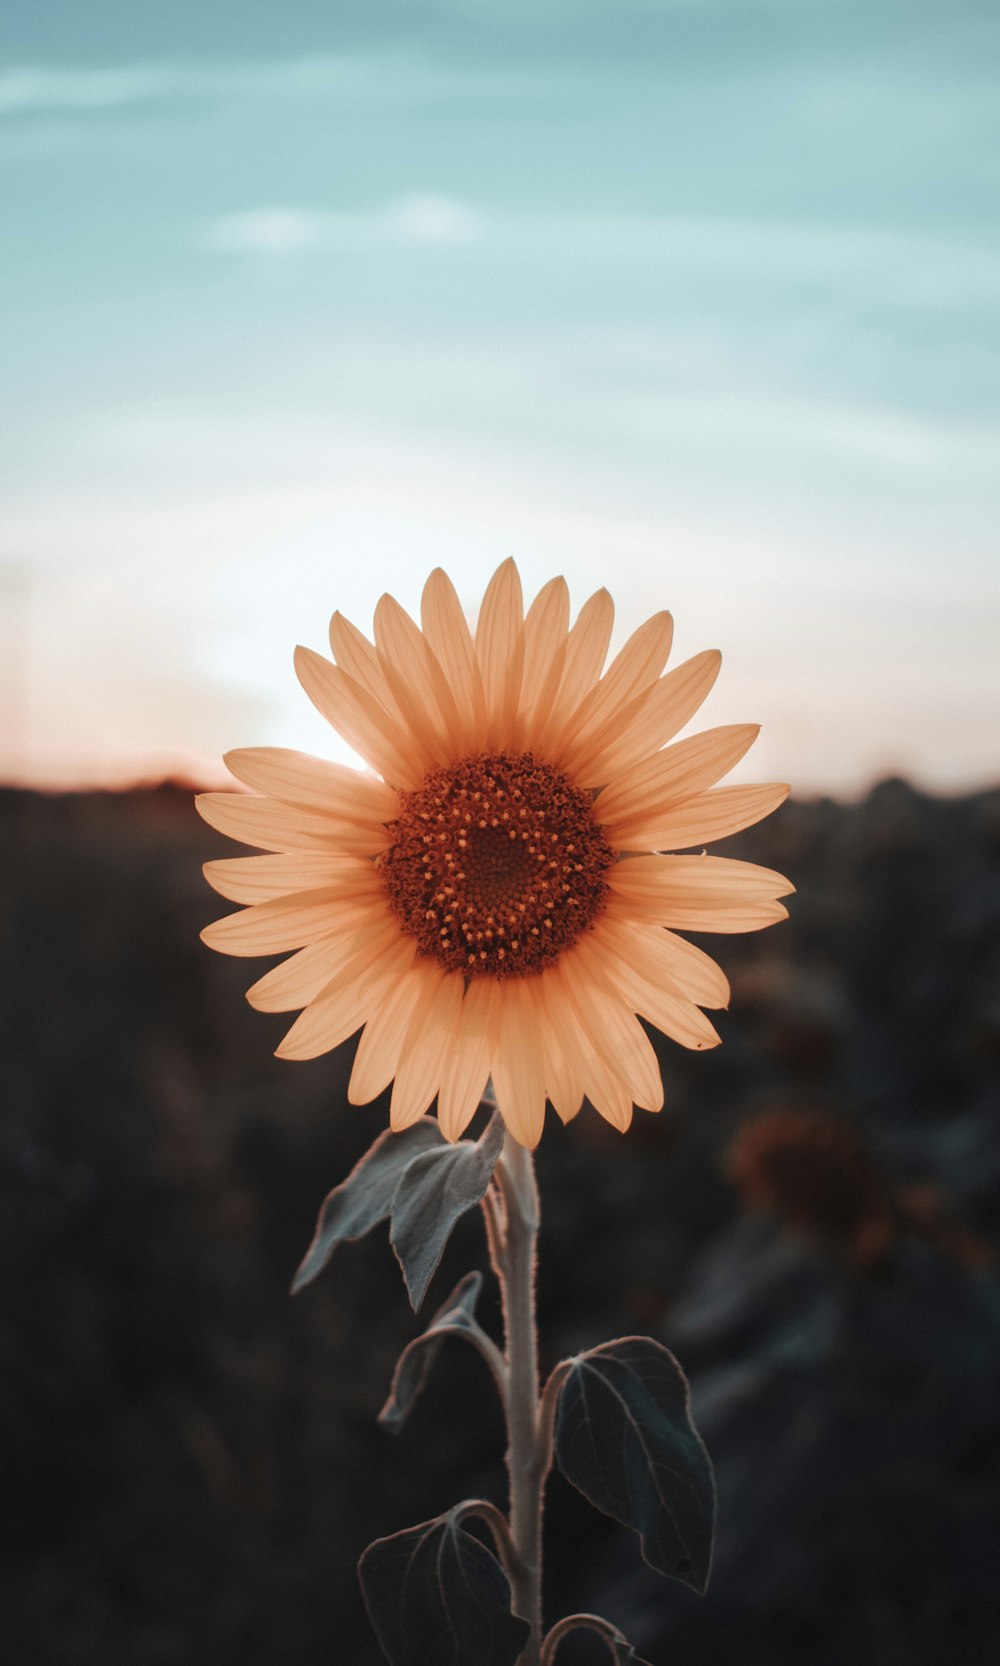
[[2, 3, 998, 795]]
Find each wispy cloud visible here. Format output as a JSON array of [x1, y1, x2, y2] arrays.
[[0, 56, 546, 118], [200, 197, 1000, 316], [205, 195, 483, 255]]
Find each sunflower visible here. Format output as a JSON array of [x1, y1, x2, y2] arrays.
[[198, 560, 792, 1147]]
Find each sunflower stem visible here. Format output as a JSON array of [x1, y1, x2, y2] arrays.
[[493, 1132, 546, 1666]]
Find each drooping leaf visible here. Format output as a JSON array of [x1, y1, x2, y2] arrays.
[[555, 1336, 715, 1592], [380, 1271, 498, 1432], [390, 1112, 505, 1309], [292, 1119, 443, 1293], [359, 1502, 530, 1666], [542, 1613, 653, 1665]]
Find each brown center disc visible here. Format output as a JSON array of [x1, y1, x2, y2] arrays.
[[379, 752, 613, 978]]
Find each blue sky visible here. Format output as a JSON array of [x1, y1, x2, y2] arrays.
[[1, 1, 998, 791]]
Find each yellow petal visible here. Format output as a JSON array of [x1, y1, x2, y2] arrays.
[[222, 747, 396, 823], [597, 723, 761, 832], [475, 558, 525, 749], [567, 650, 722, 787], [491, 978, 547, 1147], [196, 791, 383, 855], [294, 646, 426, 786], [203, 851, 379, 904]]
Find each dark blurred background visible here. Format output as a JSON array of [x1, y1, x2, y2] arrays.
[[2, 777, 998, 1665]]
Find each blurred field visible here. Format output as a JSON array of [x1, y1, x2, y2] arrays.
[[1, 779, 999, 1665]]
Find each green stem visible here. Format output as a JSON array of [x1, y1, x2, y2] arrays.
[[493, 1134, 545, 1666]]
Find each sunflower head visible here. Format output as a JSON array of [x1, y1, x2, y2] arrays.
[[199, 560, 792, 1147]]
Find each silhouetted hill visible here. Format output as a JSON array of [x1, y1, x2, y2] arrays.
[[1, 778, 998, 1665]]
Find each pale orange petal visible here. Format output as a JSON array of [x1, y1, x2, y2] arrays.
[[541, 962, 635, 1131], [611, 888, 789, 933], [558, 587, 616, 704], [420, 568, 487, 753], [294, 646, 426, 786], [328, 609, 402, 719], [390, 970, 466, 1130], [245, 911, 403, 1012], [534, 971, 585, 1123], [597, 723, 761, 832], [276, 934, 417, 1060], [491, 978, 547, 1147], [609, 852, 794, 906], [561, 945, 664, 1111], [517, 576, 570, 744], [567, 650, 722, 787], [373, 592, 463, 759], [349, 958, 439, 1105], [203, 852, 379, 904], [552, 609, 674, 766], [196, 792, 384, 855], [437, 976, 496, 1142], [245, 933, 341, 1012], [595, 917, 724, 1049], [596, 911, 730, 1009], [223, 747, 396, 823], [617, 962, 722, 1051], [618, 782, 791, 850], [200, 888, 384, 958], [475, 558, 525, 749]]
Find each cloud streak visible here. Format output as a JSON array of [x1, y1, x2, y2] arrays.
[[0, 55, 546, 118], [205, 195, 482, 254], [200, 197, 1000, 316]]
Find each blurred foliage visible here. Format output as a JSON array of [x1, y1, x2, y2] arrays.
[[1, 777, 999, 1664]]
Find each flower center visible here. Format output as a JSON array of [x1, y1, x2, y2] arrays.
[[380, 752, 613, 978]]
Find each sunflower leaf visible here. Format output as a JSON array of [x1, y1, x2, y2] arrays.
[[359, 1502, 530, 1666], [554, 1336, 715, 1593], [379, 1271, 497, 1432], [291, 1119, 444, 1293], [542, 1613, 653, 1665], [390, 1112, 505, 1310]]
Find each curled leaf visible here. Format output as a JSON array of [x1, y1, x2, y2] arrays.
[[542, 1612, 653, 1665], [379, 1271, 503, 1432], [390, 1111, 505, 1309], [292, 1119, 442, 1293]]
